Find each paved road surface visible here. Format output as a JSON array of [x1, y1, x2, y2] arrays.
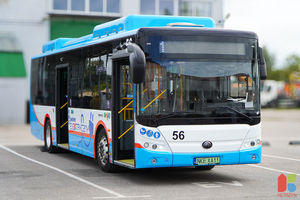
[[0, 109, 300, 199]]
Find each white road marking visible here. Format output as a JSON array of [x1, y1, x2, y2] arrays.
[[0, 144, 126, 198], [193, 181, 243, 188], [193, 182, 221, 189], [215, 181, 243, 187], [247, 164, 300, 176], [263, 154, 300, 162], [93, 195, 151, 199]]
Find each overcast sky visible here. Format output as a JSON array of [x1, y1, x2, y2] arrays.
[[224, 0, 300, 68]]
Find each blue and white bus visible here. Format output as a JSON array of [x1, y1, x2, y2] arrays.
[[30, 15, 267, 172]]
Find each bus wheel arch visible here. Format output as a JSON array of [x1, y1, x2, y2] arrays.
[[94, 121, 110, 158]]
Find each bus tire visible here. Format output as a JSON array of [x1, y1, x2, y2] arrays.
[[44, 120, 56, 153], [96, 129, 116, 173], [195, 165, 215, 170]]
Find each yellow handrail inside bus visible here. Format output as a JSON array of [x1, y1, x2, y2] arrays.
[[142, 89, 167, 110], [118, 100, 134, 114], [60, 121, 68, 128], [60, 102, 68, 110], [122, 83, 133, 93], [142, 88, 148, 94], [118, 125, 134, 139]]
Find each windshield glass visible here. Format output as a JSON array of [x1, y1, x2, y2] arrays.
[[136, 35, 260, 127], [137, 59, 260, 127]]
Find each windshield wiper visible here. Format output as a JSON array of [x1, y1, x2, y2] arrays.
[[153, 112, 207, 125], [153, 112, 185, 125], [213, 106, 253, 122]]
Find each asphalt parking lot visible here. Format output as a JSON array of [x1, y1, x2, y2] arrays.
[[0, 109, 300, 200]]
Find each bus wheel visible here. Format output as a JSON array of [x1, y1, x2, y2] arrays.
[[96, 129, 116, 172], [195, 165, 215, 170], [44, 120, 56, 153]]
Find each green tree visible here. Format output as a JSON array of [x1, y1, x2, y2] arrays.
[[263, 46, 275, 73], [284, 54, 300, 71], [269, 54, 300, 81], [282, 54, 300, 81], [261, 47, 300, 81], [262, 46, 279, 80]]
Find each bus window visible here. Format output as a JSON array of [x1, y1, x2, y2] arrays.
[[81, 57, 97, 109], [31, 57, 55, 106], [68, 52, 112, 110]]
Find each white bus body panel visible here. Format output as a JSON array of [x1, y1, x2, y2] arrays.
[[158, 124, 256, 153]]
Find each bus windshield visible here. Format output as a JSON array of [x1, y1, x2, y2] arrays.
[[137, 55, 260, 127]]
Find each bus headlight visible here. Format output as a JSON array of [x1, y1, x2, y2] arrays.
[[256, 139, 261, 145], [240, 124, 261, 150], [136, 125, 171, 152], [242, 139, 261, 149], [144, 142, 149, 148]]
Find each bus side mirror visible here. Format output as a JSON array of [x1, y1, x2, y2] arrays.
[[127, 43, 146, 84], [258, 47, 267, 80]]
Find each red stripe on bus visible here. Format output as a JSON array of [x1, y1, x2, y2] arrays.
[[135, 143, 144, 148], [32, 106, 56, 131], [69, 130, 95, 139], [44, 114, 56, 131]]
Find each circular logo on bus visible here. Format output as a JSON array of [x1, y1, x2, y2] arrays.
[[202, 141, 213, 149], [146, 130, 153, 137], [153, 132, 161, 139], [140, 128, 146, 135]]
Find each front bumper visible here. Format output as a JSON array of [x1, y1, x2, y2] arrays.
[[135, 146, 261, 168]]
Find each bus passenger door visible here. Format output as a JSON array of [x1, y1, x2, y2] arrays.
[[112, 59, 135, 167], [55, 64, 69, 149]]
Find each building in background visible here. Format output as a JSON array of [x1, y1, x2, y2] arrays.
[[0, 0, 223, 124], [0, 33, 27, 124]]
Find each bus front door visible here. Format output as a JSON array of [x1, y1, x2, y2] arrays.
[[112, 60, 135, 168], [55, 64, 69, 149]]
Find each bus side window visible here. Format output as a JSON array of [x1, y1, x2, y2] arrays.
[[31, 57, 55, 106], [83, 57, 101, 109], [78, 54, 112, 110], [31, 58, 40, 104], [79, 59, 92, 109], [69, 59, 80, 107], [98, 55, 109, 110], [68, 52, 112, 111], [105, 55, 112, 110]]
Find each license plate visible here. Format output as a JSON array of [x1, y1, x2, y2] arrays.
[[194, 157, 220, 165]]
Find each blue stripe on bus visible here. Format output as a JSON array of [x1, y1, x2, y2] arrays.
[[239, 146, 262, 164], [34, 15, 215, 59], [135, 148, 173, 168], [30, 103, 57, 145], [29, 103, 44, 141], [69, 133, 94, 158], [32, 30, 138, 59], [135, 146, 261, 168]]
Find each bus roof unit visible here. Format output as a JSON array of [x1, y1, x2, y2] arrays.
[[92, 15, 215, 39], [42, 38, 73, 53], [41, 15, 215, 54]]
